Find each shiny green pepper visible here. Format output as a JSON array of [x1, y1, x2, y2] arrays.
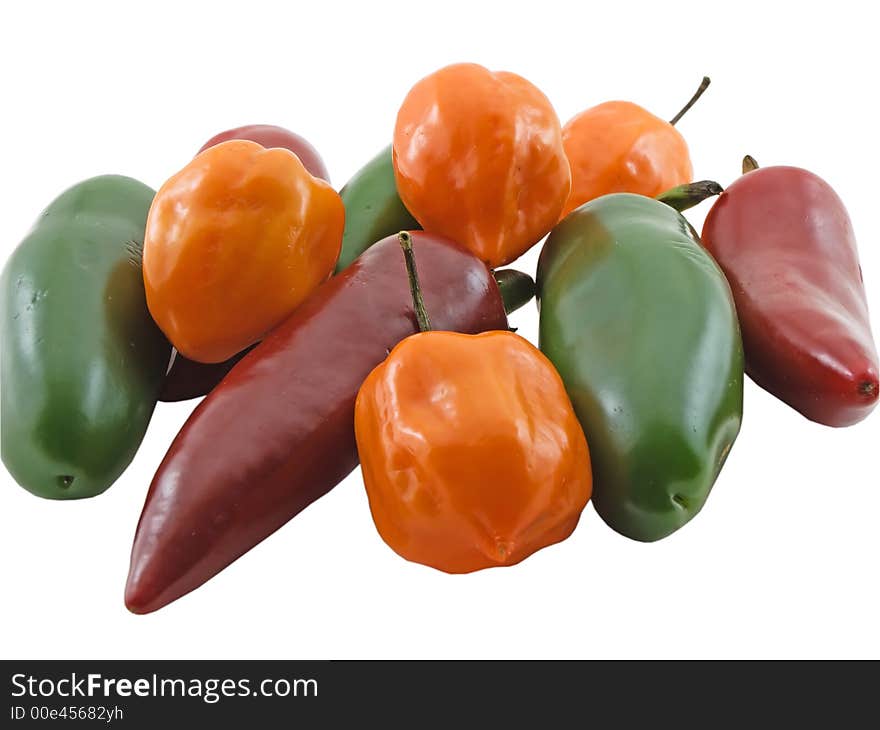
[[336, 144, 419, 273], [537, 193, 743, 541], [1, 176, 171, 499]]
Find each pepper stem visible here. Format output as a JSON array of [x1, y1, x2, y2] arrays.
[[742, 155, 760, 173], [669, 77, 711, 126], [398, 231, 431, 332], [656, 180, 724, 212]]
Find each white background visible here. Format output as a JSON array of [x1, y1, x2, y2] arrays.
[[1, 0, 878, 659]]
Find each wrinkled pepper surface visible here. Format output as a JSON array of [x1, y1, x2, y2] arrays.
[[126, 232, 508, 613], [358, 328, 592, 572], [143, 140, 344, 364], [702, 158, 878, 426], [356, 236, 590, 573], [1, 176, 170, 499], [337, 143, 536, 310], [561, 78, 709, 217], [161, 125, 332, 400], [538, 193, 743, 541], [160, 137, 535, 402], [394, 63, 570, 267]]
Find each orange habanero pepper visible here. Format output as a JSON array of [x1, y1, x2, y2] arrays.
[[143, 140, 344, 363], [561, 77, 710, 218], [354, 233, 591, 573], [393, 63, 570, 268]]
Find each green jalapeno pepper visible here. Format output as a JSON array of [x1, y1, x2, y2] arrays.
[[1, 176, 170, 499], [336, 145, 419, 273], [537, 191, 743, 541]]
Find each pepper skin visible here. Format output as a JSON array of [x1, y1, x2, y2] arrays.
[[336, 145, 419, 273], [393, 63, 570, 268], [158, 346, 253, 402], [157, 267, 533, 403], [1, 176, 170, 499], [356, 330, 591, 573], [159, 124, 333, 400], [143, 140, 344, 364], [198, 124, 330, 182], [702, 162, 878, 426], [126, 232, 507, 613], [537, 194, 743, 541], [159, 275, 532, 406], [561, 78, 710, 218], [337, 145, 538, 309]]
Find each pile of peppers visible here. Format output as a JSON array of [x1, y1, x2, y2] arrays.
[[1, 64, 876, 614]]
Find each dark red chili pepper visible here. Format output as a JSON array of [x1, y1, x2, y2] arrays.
[[702, 157, 878, 426], [125, 232, 508, 613], [158, 346, 253, 402]]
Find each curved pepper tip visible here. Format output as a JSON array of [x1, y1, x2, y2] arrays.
[[124, 565, 175, 615], [124, 577, 154, 615], [123, 587, 153, 616]]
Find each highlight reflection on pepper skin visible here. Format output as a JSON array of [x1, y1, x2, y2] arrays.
[[393, 63, 570, 268], [561, 77, 712, 218], [702, 163, 879, 427], [538, 194, 743, 542], [561, 101, 693, 218], [126, 232, 508, 614], [159, 124, 334, 400], [1, 176, 170, 499], [356, 331, 592, 573], [143, 139, 344, 364]]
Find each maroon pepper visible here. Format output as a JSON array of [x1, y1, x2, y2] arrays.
[[158, 346, 253, 402], [197, 124, 330, 181], [702, 157, 878, 426], [126, 232, 509, 613]]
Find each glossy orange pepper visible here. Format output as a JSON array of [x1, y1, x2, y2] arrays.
[[560, 78, 709, 218], [355, 236, 591, 572], [143, 140, 344, 363], [393, 63, 570, 268], [356, 329, 592, 573]]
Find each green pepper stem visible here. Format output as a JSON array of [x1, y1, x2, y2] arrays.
[[742, 155, 760, 173], [494, 269, 536, 315], [656, 180, 724, 212], [669, 77, 711, 126], [398, 231, 432, 332]]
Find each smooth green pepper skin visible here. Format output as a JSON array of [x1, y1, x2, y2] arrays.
[[537, 194, 743, 541], [336, 145, 419, 273], [1, 176, 171, 499]]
